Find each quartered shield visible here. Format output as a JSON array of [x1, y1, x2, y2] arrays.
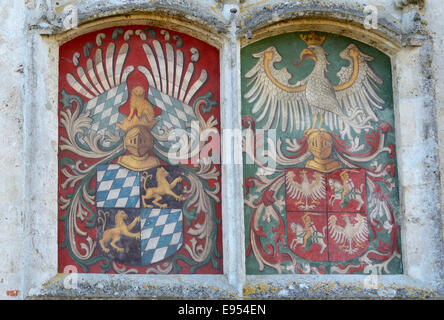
[[96, 164, 184, 266], [285, 168, 369, 262]]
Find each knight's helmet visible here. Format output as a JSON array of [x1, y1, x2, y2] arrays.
[[117, 114, 157, 157], [116, 104, 159, 171], [307, 129, 333, 161], [305, 129, 342, 173]]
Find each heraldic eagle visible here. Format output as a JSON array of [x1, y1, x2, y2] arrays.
[[286, 170, 326, 210], [244, 32, 385, 137], [328, 214, 368, 254]]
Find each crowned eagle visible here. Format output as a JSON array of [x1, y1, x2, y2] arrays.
[[244, 32, 385, 138]]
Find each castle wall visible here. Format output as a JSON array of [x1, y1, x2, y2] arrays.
[[0, 0, 442, 299]]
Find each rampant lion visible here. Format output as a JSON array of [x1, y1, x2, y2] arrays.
[[142, 167, 183, 208], [98, 210, 141, 253]]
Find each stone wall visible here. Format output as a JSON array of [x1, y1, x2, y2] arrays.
[[0, 0, 442, 299], [0, 0, 27, 299]]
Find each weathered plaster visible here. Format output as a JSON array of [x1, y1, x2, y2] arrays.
[[425, 0, 444, 250], [0, 0, 27, 300], [0, 0, 442, 299], [29, 0, 228, 35], [237, 0, 427, 47]]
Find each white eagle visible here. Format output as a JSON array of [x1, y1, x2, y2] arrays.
[[244, 32, 385, 138], [328, 214, 369, 254], [286, 170, 326, 210]]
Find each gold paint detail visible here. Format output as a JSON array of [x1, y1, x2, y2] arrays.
[[117, 154, 160, 172], [127, 86, 156, 121], [141, 167, 183, 208], [265, 33, 358, 93], [98, 210, 141, 254], [299, 48, 317, 62], [300, 32, 326, 46], [116, 87, 160, 171], [264, 51, 307, 93], [305, 130, 342, 173], [332, 48, 360, 91]]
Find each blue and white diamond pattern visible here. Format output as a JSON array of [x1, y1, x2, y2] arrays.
[[140, 208, 184, 265], [82, 83, 128, 147], [96, 164, 140, 208], [148, 87, 197, 148]]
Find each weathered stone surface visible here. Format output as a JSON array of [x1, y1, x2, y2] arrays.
[[0, 0, 442, 299]]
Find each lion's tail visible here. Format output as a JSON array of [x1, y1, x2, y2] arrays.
[[98, 210, 108, 233], [143, 173, 153, 190]]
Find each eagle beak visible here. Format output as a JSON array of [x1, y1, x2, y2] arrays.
[[300, 48, 317, 62], [294, 48, 317, 66]]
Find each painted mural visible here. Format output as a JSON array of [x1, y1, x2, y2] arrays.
[[58, 26, 222, 274], [242, 32, 402, 274]]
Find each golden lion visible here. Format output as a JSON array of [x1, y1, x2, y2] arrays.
[[98, 210, 140, 254], [142, 167, 183, 208], [128, 86, 156, 120]]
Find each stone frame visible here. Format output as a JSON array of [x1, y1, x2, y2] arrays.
[[21, 0, 443, 299]]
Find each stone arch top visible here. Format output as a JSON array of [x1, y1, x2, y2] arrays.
[[237, 0, 426, 56], [27, 0, 426, 55]]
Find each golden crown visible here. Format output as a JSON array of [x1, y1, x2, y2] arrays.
[[116, 113, 158, 133], [300, 32, 327, 46]]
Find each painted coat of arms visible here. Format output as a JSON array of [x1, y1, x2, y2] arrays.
[[58, 26, 222, 274], [242, 32, 402, 274]]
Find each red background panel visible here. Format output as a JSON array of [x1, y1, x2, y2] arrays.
[[286, 211, 328, 261], [58, 25, 222, 274], [327, 212, 369, 262], [285, 169, 327, 212], [326, 169, 366, 213]]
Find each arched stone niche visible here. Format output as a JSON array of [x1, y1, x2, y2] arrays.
[[241, 30, 402, 275], [26, 10, 245, 299], [239, 14, 442, 298], [57, 25, 223, 275]]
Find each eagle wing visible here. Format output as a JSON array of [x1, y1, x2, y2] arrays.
[[308, 172, 327, 201], [328, 216, 346, 244], [285, 171, 326, 200], [334, 43, 386, 133], [244, 46, 310, 133], [351, 215, 369, 244], [285, 171, 304, 200]]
